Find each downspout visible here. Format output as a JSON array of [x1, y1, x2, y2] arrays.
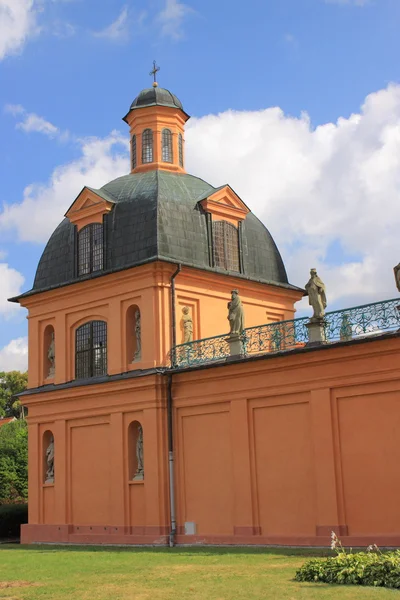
[[168, 264, 181, 547]]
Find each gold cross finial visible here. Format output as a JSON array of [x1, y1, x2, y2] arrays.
[[149, 60, 160, 87]]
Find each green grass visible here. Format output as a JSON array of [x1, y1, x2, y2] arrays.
[[0, 545, 398, 599]]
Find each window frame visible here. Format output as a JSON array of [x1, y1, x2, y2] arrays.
[[77, 222, 105, 277], [212, 220, 241, 273], [162, 128, 173, 163], [75, 320, 107, 379], [131, 134, 137, 170], [142, 128, 153, 164], [178, 133, 183, 167]]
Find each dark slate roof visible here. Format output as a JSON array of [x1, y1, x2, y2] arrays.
[[14, 170, 296, 301], [125, 87, 184, 116]]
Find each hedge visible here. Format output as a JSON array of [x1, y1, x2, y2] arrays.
[[0, 503, 28, 539]]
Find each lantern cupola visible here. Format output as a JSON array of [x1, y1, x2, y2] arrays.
[[123, 71, 189, 175]]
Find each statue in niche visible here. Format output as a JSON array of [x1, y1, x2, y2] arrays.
[[227, 290, 245, 336], [394, 264, 400, 293], [182, 306, 193, 343], [304, 269, 327, 321], [45, 436, 55, 484], [133, 424, 144, 480], [47, 331, 55, 378], [340, 314, 352, 342], [133, 310, 141, 361]]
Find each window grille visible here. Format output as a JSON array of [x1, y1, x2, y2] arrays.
[[162, 129, 173, 163], [212, 220, 240, 272], [77, 223, 104, 276], [75, 320, 107, 379], [178, 133, 183, 167], [142, 129, 153, 163], [131, 135, 137, 170]]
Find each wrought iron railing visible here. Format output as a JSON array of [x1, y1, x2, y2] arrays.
[[171, 298, 400, 368]]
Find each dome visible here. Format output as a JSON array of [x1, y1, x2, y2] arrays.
[[20, 171, 295, 298], [127, 87, 184, 113]]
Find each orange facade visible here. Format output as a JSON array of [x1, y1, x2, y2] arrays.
[[20, 331, 400, 546]]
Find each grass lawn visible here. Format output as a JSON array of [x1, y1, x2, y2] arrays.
[[0, 545, 399, 600]]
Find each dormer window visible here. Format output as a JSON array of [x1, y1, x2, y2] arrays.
[[78, 223, 104, 276], [142, 129, 153, 163], [212, 220, 240, 272], [162, 129, 173, 163], [131, 135, 137, 170]]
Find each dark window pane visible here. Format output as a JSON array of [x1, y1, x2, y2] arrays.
[[162, 129, 173, 163], [78, 226, 91, 276], [212, 220, 240, 272], [75, 320, 107, 379], [92, 223, 104, 272], [178, 133, 183, 167], [77, 223, 104, 276], [142, 129, 153, 163], [131, 135, 137, 170]]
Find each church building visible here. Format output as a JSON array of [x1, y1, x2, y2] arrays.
[[11, 77, 400, 547]]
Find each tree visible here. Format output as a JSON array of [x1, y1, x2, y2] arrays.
[[0, 419, 28, 504], [0, 371, 28, 418]]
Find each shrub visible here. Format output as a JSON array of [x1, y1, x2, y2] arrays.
[[295, 533, 400, 589], [0, 503, 28, 538], [0, 419, 28, 504]]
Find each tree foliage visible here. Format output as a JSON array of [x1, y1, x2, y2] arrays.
[[0, 419, 28, 504], [0, 370, 28, 418]]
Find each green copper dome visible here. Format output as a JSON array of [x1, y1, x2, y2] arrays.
[[16, 171, 297, 300], [128, 87, 184, 112]]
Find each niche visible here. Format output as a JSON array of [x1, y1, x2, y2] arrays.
[[43, 430, 55, 484], [128, 420, 144, 481], [126, 305, 141, 363], [43, 325, 55, 380]]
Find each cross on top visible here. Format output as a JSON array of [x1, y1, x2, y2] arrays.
[[149, 60, 160, 86]]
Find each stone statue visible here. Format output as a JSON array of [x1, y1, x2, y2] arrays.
[[133, 424, 144, 480], [45, 437, 54, 484], [227, 290, 245, 335], [304, 269, 327, 321], [47, 332, 55, 378], [340, 314, 352, 341], [134, 309, 141, 361], [394, 264, 400, 293], [182, 306, 193, 343]]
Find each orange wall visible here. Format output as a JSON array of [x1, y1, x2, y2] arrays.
[[21, 261, 302, 389], [21, 333, 400, 546]]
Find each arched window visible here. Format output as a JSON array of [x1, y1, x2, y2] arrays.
[[212, 220, 240, 272], [131, 135, 137, 170], [162, 129, 173, 163], [142, 129, 153, 163], [77, 223, 104, 276], [178, 133, 183, 167], [75, 320, 107, 379]]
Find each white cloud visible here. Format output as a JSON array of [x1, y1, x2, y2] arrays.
[[157, 0, 194, 40], [0, 337, 28, 372], [185, 83, 400, 308], [92, 6, 130, 42], [5, 104, 60, 138], [0, 131, 129, 242], [0, 0, 39, 60], [0, 263, 24, 316]]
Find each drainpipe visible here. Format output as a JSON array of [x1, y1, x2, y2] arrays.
[[168, 264, 181, 547], [167, 373, 176, 547]]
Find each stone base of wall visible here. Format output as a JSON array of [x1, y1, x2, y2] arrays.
[[21, 524, 400, 548]]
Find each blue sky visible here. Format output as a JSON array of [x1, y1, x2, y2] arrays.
[[1, 0, 400, 370]]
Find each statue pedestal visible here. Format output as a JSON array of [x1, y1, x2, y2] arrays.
[[133, 471, 144, 481], [306, 318, 327, 346], [227, 334, 243, 358]]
